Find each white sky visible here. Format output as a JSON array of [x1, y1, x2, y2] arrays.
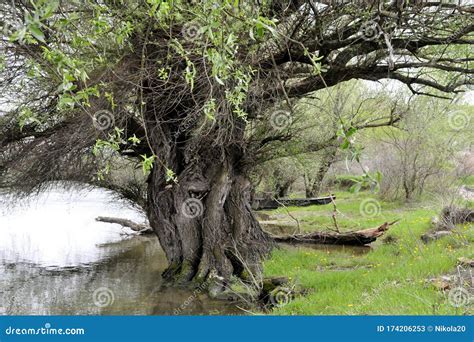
[[364, 79, 474, 104], [0, 186, 146, 267]]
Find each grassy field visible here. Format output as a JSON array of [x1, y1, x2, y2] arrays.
[[462, 175, 474, 188], [262, 191, 473, 315]]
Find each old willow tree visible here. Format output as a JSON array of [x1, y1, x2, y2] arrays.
[[0, 1, 472, 294]]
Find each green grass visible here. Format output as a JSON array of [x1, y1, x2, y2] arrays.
[[462, 175, 474, 187], [262, 191, 473, 315]]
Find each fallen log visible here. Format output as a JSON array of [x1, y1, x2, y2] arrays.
[[272, 221, 398, 246], [95, 216, 153, 234], [96, 216, 395, 245], [421, 205, 473, 243], [421, 230, 453, 243], [439, 206, 474, 227], [253, 195, 335, 210]]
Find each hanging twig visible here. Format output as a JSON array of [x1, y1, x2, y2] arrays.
[[273, 197, 301, 234], [330, 197, 340, 233]]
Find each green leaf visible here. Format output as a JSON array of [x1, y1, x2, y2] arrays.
[[345, 126, 357, 137], [140, 154, 156, 175], [128, 135, 141, 145], [42, 1, 60, 20], [340, 140, 350, 150], [214, 75, 225, 85], [29, 24, 45, 43], [165, 168, 177, 183], [58, 95, 75, 109], [349, 182, 362, 194]]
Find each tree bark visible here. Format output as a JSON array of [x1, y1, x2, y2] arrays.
[[144, 117, 272, 291], [306, 147, 338, 198], [272, 221, 397, 246]]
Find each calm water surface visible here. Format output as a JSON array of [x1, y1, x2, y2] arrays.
[[0, 186, 241, 315]]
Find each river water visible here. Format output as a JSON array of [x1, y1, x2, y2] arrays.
[[0, 185, 241, 315]]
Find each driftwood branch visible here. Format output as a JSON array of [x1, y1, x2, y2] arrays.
[[96, 214, 397, 245], [95, 216, 153, 234], [272, 220, 399, 246]]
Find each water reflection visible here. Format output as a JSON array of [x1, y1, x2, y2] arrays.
[[0, 186, 242, 315], [0, 186, 146, 266], [1, 236, 242, 315]]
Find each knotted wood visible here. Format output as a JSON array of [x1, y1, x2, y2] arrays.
[[272, 221, 398, 246]]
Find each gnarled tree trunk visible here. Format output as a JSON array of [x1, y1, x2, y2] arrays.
[[145, 117, 271, 293]]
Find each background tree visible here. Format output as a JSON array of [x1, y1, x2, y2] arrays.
[[0, 1, 472, 295], [255, 157, 302, 198], [256, 80, 408, 198], [370, 95, 474, 201], [297, 81, 407, 197]]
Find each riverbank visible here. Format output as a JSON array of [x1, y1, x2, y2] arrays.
[[262, 191, 473, 315]]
